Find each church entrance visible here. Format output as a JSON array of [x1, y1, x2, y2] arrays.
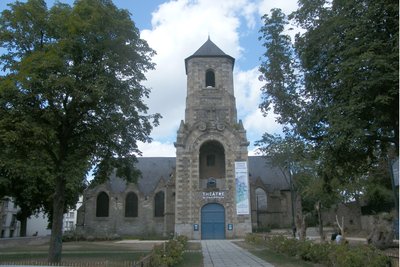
[[201, 203, 225, 239]]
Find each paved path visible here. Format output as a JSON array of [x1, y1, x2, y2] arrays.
[[201, 240, 274, 267]]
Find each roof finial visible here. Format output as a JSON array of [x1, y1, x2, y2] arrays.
[[208, 32, 210, 40]]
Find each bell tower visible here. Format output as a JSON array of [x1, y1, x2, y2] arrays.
[[175, 38, 252, 239]]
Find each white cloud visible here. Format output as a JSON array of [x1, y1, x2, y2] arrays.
[[234, 67, 263, 115], [234, 67, 282, 141], [244, 109, 281, 138], [140, 0, 257, 139], [257, 0, 298, 17], [257, 0, 304, 42], [138, 141, 176, 157], [138, 0, 290, 157]]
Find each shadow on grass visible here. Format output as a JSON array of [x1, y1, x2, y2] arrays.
[[177, 252, 203, 267]]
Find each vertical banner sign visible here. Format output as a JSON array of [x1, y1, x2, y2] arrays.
[[235, 161, 250, 215]]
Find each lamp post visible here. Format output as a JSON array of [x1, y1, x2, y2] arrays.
[[288, 161, 296, 238], [256, 194, 260, 228]]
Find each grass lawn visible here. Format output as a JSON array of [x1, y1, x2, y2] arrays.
[[177, 251, 203, 267], [0, 240, 151, 266], [234, 241, 323, 267], [0, 240, 203, 267]]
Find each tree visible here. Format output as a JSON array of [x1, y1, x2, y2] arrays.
[[258, 8, 301, 127], [256, 133, 337, 240], [0, 0, 159, 262], [294, 0, 398, 164], [258, 1, 398, 207]]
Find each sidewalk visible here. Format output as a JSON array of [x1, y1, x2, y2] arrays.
[[201, 240, 274, 267]]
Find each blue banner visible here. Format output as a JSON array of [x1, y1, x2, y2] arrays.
[[235, 161, 250, 215]]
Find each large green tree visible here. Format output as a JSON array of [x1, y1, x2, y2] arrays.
[[0, 0, 159, 262], [258, 0, 398, 202]]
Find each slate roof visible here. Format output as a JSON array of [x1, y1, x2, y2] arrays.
[[131, 156, 289, 195], [248, 156, 290, 191], [185, 37, 235, 73], [136, 157, 176, 195], [192, 37, 229, 57]]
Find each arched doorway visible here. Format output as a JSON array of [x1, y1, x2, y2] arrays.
[[199, 140, 225, 189], [201, 203, 225, 239]]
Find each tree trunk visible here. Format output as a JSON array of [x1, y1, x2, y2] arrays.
[[316, 201, 325, 241], [335, 214, 345, 239], [367, 213, 395, 249], [16, 209, 30, 237], [19, 216, 27, 237], [48, 176, 66, 263], [295, 193, 307, 240]]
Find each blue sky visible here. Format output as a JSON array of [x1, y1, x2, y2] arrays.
[[0, 0, 300, 156]]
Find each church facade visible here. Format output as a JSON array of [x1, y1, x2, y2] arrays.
[[77, 39, 292, 239]]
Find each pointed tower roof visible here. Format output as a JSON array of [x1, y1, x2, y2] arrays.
[[192, 37, 228, 57], [185, 37, 235, 73]]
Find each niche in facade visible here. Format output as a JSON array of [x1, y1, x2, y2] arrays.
[[199, 141, 225, 189]]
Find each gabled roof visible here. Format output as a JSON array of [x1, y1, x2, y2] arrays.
[[135, 157, 176, 195], [248, 156, 290, 191], [105, 156, 289, 195], [185, 37, 235, 73]]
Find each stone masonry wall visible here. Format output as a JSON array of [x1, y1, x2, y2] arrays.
[[79, 182, 170, 238]]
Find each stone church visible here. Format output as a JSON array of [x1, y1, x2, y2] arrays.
[[77, 38, 292, 239]]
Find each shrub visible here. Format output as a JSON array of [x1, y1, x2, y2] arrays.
[[329, 244, 391, 267], [149, 235, 188, 267], [259, 235, 390, 267], [295, 240, 333, 264], [175, 235, 188, 248], [245, 233, 265, 245], [268, 234, 298, 256]]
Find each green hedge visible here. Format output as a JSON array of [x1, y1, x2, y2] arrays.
[[246, 234, 391, 267]]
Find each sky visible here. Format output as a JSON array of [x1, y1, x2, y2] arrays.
[[0, 0, 300, 157]]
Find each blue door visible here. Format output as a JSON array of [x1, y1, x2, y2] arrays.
[[201, 203, 225, 239]]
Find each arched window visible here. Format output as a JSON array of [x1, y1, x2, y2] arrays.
[[125, 192, 138, 217], [255, 188, 267, 211], [205, 70, 215, 87], [154, 191, 165, 217], [96, 192, 109, 217], [255, 188, 267, 227]]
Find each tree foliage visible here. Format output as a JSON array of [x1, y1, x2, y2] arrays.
[[258, 0, 398, 203], [0, 0, 159, 262]]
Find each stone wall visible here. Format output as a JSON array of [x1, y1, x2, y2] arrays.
[[250, 187, 292, 229], [321, 202, 362, 231], [77, 179, 175, 238]]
